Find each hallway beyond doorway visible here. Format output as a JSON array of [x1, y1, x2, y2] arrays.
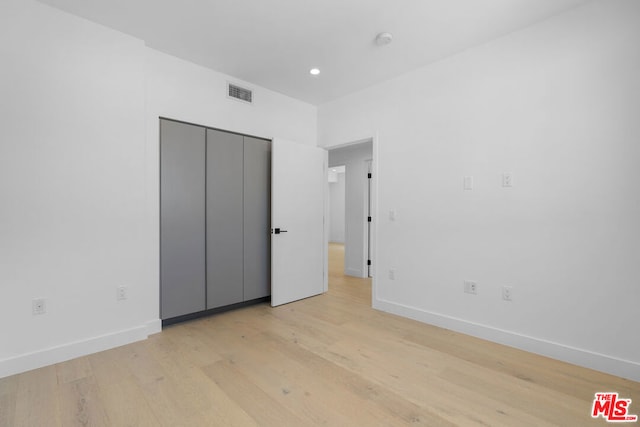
[[328, 243, 371, 302]]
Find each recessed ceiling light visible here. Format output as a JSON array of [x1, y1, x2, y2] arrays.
[[332, 169, 336, 172], [309, 68, 320, 76]]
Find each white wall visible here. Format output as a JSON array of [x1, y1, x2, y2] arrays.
[[329, 171, 346, 243], [145, 48, 317, 148], [318, 0, 640, 381], [0, 0, 153, 377], [0, 0, 316, 378], [329, 143, 373, 277]]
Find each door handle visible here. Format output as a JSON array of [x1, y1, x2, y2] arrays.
[[272, 228, 288, 234]]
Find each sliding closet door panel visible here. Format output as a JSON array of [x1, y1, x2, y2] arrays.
[[243, 137, 271, 300], [160, 120, 206, 319], [206, 129, 244, 308]]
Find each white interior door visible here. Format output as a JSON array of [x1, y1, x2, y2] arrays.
[[271, 138, 327, 307]]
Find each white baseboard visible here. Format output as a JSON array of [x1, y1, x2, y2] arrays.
[[146, 319, 162, 335], [0, 319, 162, 379], [373, 298, 640, 382]]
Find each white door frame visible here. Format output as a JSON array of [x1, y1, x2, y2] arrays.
[[365, 158, 373, 278]]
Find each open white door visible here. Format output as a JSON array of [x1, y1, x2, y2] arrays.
[[271, 138, 327, 307]]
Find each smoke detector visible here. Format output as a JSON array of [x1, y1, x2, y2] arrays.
[[375, 32, 393, 46]]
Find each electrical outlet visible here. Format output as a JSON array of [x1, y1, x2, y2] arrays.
[[117, 286, 127, 301], [464, 280, 477, 295], [502, 172, 513, 188], [32, 298, 46, 315], [502, 286, 513, 301], [388, 268, 396, 280]]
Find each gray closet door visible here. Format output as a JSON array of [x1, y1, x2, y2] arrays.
[[243, 137, 271, 300], [160, 120, 206, 319], [206, 129, 244, 308]]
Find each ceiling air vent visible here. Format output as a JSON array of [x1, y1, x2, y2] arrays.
[[227, 83, 253, 104]]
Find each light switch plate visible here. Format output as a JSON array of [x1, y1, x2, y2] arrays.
[[463, 176, 474, 190]]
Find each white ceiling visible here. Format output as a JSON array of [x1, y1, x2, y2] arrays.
[[37, 0, 590, 105]]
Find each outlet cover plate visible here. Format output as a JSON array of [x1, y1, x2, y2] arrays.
[[502, 286, 513, 301], [502, 172, 513, 187], [464, 280, 477, 295], [117, 286, 127, 301], [32, 298, 46, 315]]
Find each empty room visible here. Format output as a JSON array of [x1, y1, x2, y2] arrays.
[[1, 0, 639, 425]]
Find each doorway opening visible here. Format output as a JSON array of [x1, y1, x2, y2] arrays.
[[326, 140, 374, 285], [328, 165, 346, 277]]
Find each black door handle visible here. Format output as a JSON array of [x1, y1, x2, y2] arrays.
[[273, 228, 288, 234]]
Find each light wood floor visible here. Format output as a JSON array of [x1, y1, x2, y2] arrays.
[[1, 243, 638, 426]]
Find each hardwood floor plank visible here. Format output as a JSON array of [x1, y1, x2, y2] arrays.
[[162, 323, 225, 369], [336, 318, 608, 421], [55, 356, 93, 385], [13, 365, 61, 427], [142, 332, 258, 427], [57, 377, 110, 427], [314, 336, 544, 426], [96, 377, 160, 427], [214, 336, 387, 426], [259, 329, 457, 426], [0, 375, 18, 427], [87, 347, 135, 386], [203, 359, 310, 427]]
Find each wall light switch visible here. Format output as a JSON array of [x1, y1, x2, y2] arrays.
[[389, 209, 396, 221], [463, 176, 474, 190], [117, 286, 128, 301]]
